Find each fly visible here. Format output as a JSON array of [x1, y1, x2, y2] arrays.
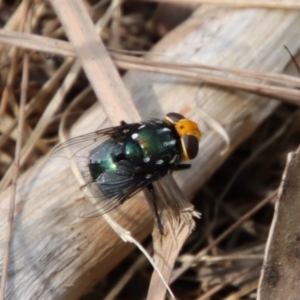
[[51, 112, 201, 216]]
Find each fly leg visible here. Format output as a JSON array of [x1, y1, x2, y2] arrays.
[[174, 164, 191, 171], [145, 183, 164, 235]]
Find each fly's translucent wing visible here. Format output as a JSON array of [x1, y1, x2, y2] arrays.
[[51, 123, 165, 217], [80, 170, 165, 218], [51, 128, 118, 159], [51, 126, 126, 213], [51, 125, 128, 187]]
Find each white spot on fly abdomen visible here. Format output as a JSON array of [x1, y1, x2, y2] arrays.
[[138, 124, 146, 130], [145, 174, 152, 179], [156, 159, 164, 165], [143, 156, 150, 163], [131, 133, 139, 139]]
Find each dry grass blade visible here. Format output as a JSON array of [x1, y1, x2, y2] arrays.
[[0, 56, 77, 191], [224, 278, 259, 300], [1, 29, 300, 106], [0, 59, 74, 149], [112, 51, 300, 88], [0, 47, 18, 128], [197, 262, 261, 300], [0, 29, 74, 56], [0, 44, 29, 300], [114, 55, 300, 105], [284, 45, 300, 74]]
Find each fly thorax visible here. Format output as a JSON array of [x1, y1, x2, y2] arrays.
[[130, 123, 181, 169]]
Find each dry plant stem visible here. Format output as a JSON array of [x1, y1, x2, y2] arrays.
[[0, 47, 19, 129], [117, 59, 300, 105], [139, 0, 300, 9], [110, 0, 121, 48], [0, 47, 29, 300], [201, 254, 263, 262], [0, 58, 74, 149], [1, 30, 300, 105], [171, 191, 277, 283], [95, 0, 116, 31], [0, 57, 77, 191], [257, 146, 300, 299], [0, 2, 25, 43], [197, 262, 261, 300], [224, 278, 258, 300], [110, 48, 300, 87], [111, 52, 300, 89], [284, 45, 300, 74], [0, 29, 300, 105], [9, 33, 300, 90]]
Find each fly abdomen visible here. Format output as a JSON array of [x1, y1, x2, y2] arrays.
[[88, 139, 122, 181]]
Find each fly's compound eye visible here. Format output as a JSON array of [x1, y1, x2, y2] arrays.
[[165, 112, 185, 124], [174, 119, 201, 161], [164, 112, 201, 161], [181, 135, 199, 160]]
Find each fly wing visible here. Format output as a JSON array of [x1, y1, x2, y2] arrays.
[[79, 168, 167, 217], [51, 127, 118, 159], [51, 128, 118, 196], [51, 125, 129, 186], [51, 123, 154, 217]]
